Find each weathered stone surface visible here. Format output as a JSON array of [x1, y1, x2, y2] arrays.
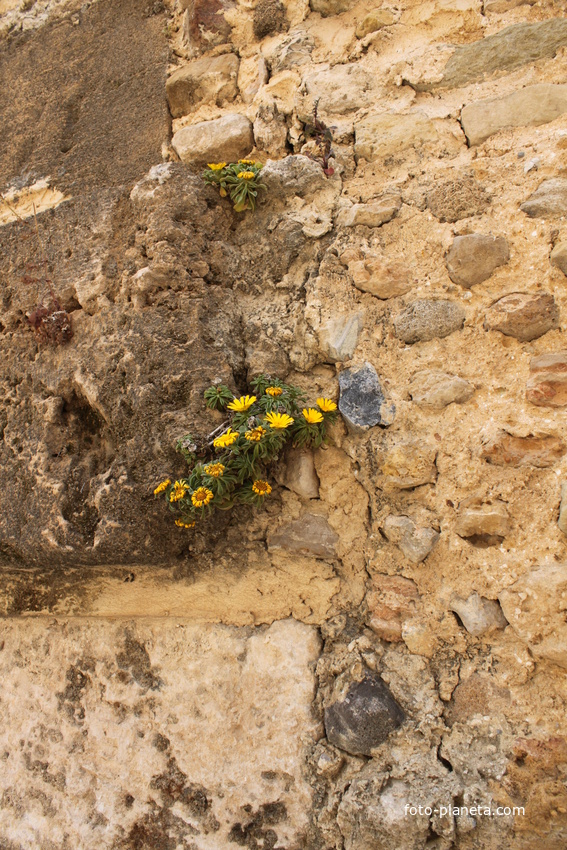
[[427, 176, 491, 222], [0, 618, 321, 847], [253, 0, 288, 39], [436, 20, 567, 89], [267, 513, 338, 558], [446, 233, 510, 287], [300, 63, 381, 115], [455, 497, 511, 546], [499, 564, 567, 668], [261, 154, 329, 199], [310, 0, 357, 16], [342, 251, 413, 299], [281, 449, 320, 499], [355, 9, 396, 37], [484, 292, 559, 341], [355, 112, 463, 162], [526, 352, 567, 407], [254, 103, 289, 156], [409, 370, 474, 409], [338, 757, 458, 850], [324, 668, 405, 755], [338, 363, 393, 430], [379, 442, 438, 489], [558, 483, 567, 535], [484, 0, 536, 11], [394, 299, 465, 344], [366, 575, 419, 641], [462, 84, 567, 146], [481, 431, 566, 468], [521, 178, 567, 218], [318, 312, 363, 361], [551, 242, 567, 275], [0, 0, 169, 196], [171, 113, 254, 165], [382, 515, 439, 564], [450, 592, 508, 636], [268, 31, 314, 74], [182, 0, 234, 56], [341, 194, 401, 227], [166, 54, 239, 118]]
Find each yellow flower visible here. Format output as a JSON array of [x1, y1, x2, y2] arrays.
[[191, 487, 214, 508], [237, 171, 256, 180], [213, 429, 239, 449], [227, 395, 256, 412], [316, 397, 337, 412], [238, 159, 256, 165], [245, 426, 266, 442], [207, 162, 226, 170], [204, 462, 225, 477], [153, 479, 171, 495], [265, 411, 294, 429], [302, 408, 324, 424], [169, 480, 188, 502], [265, 386, 283, 397], [252, 480, 272, 496], [175, 518, 196, 529]]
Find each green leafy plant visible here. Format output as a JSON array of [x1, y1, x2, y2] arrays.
[[154, 375, 338, 529], [202, 159, 267, 212]]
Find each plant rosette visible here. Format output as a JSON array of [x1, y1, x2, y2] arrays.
[[202, 160, 267, 212], [154, 374, 338, 529]]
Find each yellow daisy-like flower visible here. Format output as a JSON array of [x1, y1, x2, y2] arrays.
[[252, 480, 272, 496], [316, 397, 337, 412], [204, 462, 225, 477], [175, 518, 196, 529], [191, 487, 214, 508], [237, 171, 255, 180], [227, 395, 256, 412], [207, 162, 226, 170], [153, 479, 171, 496], [238, 159, 256, 165], [213, 429, 239, 449], [245, 426, 266, 442], [265, 411, 294, 430], [169, 480, 188, 502], [302, 408, 324, 424], [265, 386, 283, 397]]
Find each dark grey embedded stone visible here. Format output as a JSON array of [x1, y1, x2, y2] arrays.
[[521, 178, 567, 218], [338, 363, 394, 431], [446, 233, 510, 288], [267, 513, 338, 558], [394, 300, 465, 344], [436, 19, 567, 89], [325, 670, 405, 756]]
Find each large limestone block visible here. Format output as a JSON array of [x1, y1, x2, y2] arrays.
[[183, 0, 234, 57], [450, 592, 508, 636], [0, 619, 321, 847], [455, 497, 511, 545], [299, 63, 381, 115], [172, 113, 254, 164], [437, 19, 567, 89], [342, 250, 413, 299], [310, 0, 357, 16], [446, 233, 509, 287], [499, 564, 567, 668], [366, 574, 419, 641], [484, 292, 559, 341], [382, 515, 439, 563], [318, 312, 364, 361], [166, 54, 239, 118], [267, 513, 339, 558], [378, 441, 438, 489], [521, 178, 567, 218], [341, 194, 401, 227], [462, 84, 567, 146], [526, 352, 567, 407], [355, 112, 462, 162]]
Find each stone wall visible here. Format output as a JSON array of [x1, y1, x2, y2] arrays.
[[1, 0, 567, 847]]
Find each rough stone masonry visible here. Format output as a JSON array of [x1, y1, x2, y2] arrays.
[[1, 0, 567, 847]]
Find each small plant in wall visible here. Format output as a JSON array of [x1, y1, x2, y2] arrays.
[[202, 160, 266, 212], [154, 374, 338, 529]]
